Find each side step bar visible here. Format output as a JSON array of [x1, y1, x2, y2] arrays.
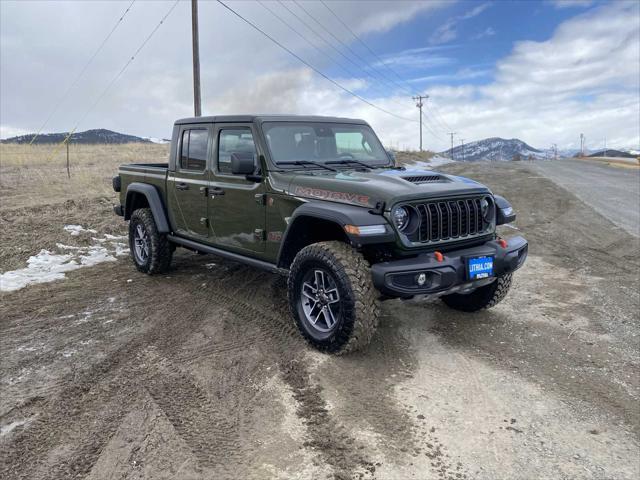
[[167, 235, 284, 274]]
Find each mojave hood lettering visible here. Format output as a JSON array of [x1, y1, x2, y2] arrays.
[[294, 186, 371, 207]]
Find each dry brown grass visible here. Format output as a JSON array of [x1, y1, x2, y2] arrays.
[[393, 150, 436, 166], [0, 143, 169, 210]]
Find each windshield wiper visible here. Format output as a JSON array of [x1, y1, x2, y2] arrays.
[[277, 160, 339, 172], [326, 159, 386, 170]]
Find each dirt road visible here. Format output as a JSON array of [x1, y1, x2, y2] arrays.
[[1, 162, 639, 479]]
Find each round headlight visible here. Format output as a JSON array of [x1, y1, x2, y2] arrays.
[[392, 206, 410, 231], [480, 198, 490, 219]]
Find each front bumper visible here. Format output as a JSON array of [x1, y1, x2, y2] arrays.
[[371, 236, 528, 298]]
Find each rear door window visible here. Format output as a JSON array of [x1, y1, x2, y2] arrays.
[[180, 128, 209, 171]]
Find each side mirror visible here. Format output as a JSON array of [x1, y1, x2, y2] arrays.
[[231, 152, 255, 175]]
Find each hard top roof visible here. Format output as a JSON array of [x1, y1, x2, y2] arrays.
[[174, 114, 369, 125]]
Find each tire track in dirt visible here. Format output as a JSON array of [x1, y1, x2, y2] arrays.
[[0, 259, 245, 478], [183, 265, 380, 479]]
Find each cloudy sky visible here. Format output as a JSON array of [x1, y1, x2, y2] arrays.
[[1, 0, 638, 151]]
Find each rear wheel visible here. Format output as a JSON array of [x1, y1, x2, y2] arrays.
[[441, 273, 512, 312], [128, 208, 172, 274], [288, 241, 380, 354]]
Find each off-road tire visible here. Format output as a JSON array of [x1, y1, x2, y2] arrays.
[[288, 241, 380, 354], [129, 208, 172, 274], [441, 273, 512, 312]]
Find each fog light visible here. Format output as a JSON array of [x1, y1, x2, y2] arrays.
[[417, 273, 427, 286]]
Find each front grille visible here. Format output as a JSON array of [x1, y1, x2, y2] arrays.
[[402, 175, 442, 184], [413, 197, 491, 243]]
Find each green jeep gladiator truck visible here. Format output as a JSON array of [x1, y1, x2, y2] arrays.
[[113, 115, 528, 353]]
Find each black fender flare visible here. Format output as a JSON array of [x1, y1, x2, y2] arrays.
[[125, 183, 170, 233], [277, 201, 395, 266]]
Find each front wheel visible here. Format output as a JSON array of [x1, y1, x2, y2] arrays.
[[288, 241, 380, 354], [128, 208, 173, 274], [441, 273, 512, 312]]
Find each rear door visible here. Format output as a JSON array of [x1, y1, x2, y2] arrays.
[[208, 124, 266, 254], [167, 126, 211, 239]]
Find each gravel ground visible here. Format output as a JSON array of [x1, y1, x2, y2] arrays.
[[1, 162, 639, 480]]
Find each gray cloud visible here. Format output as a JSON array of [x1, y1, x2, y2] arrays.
[[1, 0, 444, 139], [1, 0, 638, 152]]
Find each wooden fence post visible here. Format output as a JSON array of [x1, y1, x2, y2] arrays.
[[66, 140, 70, 178]]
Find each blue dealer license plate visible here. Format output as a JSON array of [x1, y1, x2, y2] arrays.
[[468, 256, 494, 279]]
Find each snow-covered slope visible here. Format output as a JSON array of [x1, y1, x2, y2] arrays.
[[2, 129, 154, 145], [440, 137, 543, 162]]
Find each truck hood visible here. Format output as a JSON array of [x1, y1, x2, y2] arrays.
[[271, 167, 492, 209]]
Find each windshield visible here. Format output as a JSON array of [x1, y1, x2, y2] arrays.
[[262, 122, 390, 167]]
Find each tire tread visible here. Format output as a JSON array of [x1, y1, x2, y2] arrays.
[[288, 241, 380, 354]]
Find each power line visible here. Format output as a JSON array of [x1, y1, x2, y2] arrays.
[[216, 0, 416, 123], [30, 0, 137, 145], [421, 111, 446, 141], [319, 0, 417, 96], [277, 1, 384, 92], [292, 0, 410, 97], [47, 0, 180, 159], [315, 1, 449, 136], [275, 1, 446, 136], [428, 101, 453, 132], [258, 1, 403, 107]]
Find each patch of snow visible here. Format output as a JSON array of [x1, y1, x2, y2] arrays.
[[1, 419, 29, 437], [427, 155, 455, 167], [0, 227, 128, 292], [56, 243, 82, 250], [80, 246, 117, 266], [143, 137, 170, 144], [0, 250, 81, 292], [406, 156, 454, 170], [62, 350, 76, 358], [112, 242, 129, 257], [17, 343, 44, 353], [64, 225, 97, 236], [104, 234, 127, 241]]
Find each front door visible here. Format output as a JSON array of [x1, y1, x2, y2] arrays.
[[167, 126, 210, 239], [208, 125, 266, 254]]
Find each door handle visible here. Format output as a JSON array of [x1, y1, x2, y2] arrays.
[[209, 187, 225, 196], [176, 182, 189, 191]]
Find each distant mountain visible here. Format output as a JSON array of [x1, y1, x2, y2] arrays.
[[440, 137, 543, 162], [1, 128, 153, 144], [588, 149, 636, 159]]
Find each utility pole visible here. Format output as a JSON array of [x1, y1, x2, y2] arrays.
[[191, 0, 202, 117], [412, 95, 428, 151], [448, 132, 456, 160], [580, 133, 584, 157], [460, 139, 465, 162], [603, 137, 607, 157]]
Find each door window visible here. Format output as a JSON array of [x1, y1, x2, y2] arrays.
[[180, 129, 209, 171], [218, 129, 256, 174]]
